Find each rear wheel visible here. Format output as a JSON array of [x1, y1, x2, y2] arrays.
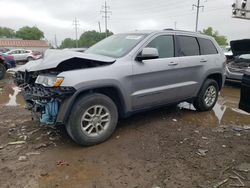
[[0, 64, 6, 80], [66, 93, 118, 146], [193, 79, 219, 111], [27, 57, 34, 62]]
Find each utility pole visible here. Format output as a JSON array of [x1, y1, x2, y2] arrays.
[[54, 34, 57, 48], [98, 21, 102, 33], [73, 18, 80, 47], [192, 0, 204, 32], [101, 1, 112, 37], [174, 21, 177, 30]]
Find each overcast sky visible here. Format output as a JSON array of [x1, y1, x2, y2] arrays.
[[1, 0, 250, 45]]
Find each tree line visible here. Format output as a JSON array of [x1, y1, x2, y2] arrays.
[[0, 26, 44, 40]]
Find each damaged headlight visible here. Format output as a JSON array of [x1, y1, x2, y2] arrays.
[[35, 75, 64, 87]]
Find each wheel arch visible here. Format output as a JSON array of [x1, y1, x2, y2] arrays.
[[206, 73, 223, 91], [58, 85, 127, 124]]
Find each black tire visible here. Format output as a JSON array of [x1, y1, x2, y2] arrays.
[[193, 79, 219, 112], [66, 93, 118, 146], [0, 64, 6, 80], [27, 57, 33, 62]]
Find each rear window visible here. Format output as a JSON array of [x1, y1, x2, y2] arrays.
[[177, 36, 199, 56], [198, 38, 218, 55]]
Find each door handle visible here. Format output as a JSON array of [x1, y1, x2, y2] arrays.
[[200, 59, 207, 63], [168, 62, 178, 66]]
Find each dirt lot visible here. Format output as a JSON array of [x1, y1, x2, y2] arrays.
[[0, 75, 250, 188]]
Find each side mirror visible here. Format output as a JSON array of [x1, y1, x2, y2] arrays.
[[137, 47, 159, 61]]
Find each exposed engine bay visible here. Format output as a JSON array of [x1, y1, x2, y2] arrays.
[[227, 54, 250, 74], [13, 49, 115, 126]]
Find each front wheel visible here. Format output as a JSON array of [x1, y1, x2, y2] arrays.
[[66, 93, 118, 146], [193, 79, 219, 112], [0, 64, 6, 80]]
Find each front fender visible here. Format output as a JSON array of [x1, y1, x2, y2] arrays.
[[56, 83, 129, 124]]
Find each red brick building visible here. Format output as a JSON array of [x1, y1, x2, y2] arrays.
[[0, 38, 50, 52]]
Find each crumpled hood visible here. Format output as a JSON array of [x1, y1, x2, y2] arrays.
[[12, 49, 116, 72], [230, 39, 250, 56]]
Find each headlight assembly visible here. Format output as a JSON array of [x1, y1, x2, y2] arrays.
[[35, 75, 64, 87]]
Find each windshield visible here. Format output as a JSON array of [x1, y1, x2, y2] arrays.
[[85, 34, 146, 58]]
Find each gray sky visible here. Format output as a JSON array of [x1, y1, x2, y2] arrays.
[[1, 0, 250, 45]]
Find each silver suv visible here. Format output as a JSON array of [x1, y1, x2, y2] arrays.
[[13, 30, 226, 146]]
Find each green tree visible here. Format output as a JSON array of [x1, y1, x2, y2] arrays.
[[0, 27, 15, 38], [16, 26, 44, 40], [202, 27, 228, 46], [79, 30, 113, 47], [60, 38, 76, 49]]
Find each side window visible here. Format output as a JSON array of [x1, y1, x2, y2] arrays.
[[146, 35, 174, 58], [177, 36, 199, 56], [198, 38, 218, 55], [11, 50, 17, 54]]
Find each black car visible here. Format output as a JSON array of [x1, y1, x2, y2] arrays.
[[239, 69, 250, 113]]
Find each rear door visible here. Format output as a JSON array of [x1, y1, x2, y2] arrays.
[[175, 35, 205, 98], [20, 50, 29, 61]]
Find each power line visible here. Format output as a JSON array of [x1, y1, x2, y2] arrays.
[[192, 0, 205, 32], [101, 1, 112, 37], [73, 17, 80, 47]]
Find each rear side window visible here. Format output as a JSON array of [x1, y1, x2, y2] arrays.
[[146, 35, 174, 58], [198, 38, 218, 55], [177, 36, 199, 56]]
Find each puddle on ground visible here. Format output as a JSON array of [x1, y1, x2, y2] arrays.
[[0, 79, 25, 107], [178, 86, 250, 127]]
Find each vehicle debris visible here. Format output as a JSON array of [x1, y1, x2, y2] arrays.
[[232, 125, 250, 132], [232, 170, 246, 180], [235, 163, 250, 172], [56, 160, 69, 166], [213, 179, 229, 188], [26, 152, 41, 156], [202, 136, 208, 140], [8, 141, 26, 145], [229, 175, 245, 187], [197, 149, 208, 156], [34, 143, 48, 150], [18, 156, 27, 161]]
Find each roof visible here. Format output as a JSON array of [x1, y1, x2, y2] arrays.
[[0, 38, 49, 48]]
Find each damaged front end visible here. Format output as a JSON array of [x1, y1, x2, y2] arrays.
[[13, 49, 115, 126], [14, 71, 75, 126]]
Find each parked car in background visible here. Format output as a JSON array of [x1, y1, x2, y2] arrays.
[[4, 49, 42, 62], [13, 30, 226, 146], [226, 39, 250, 82], [0, 47, 10, 53], [0, 53, 16, 79]]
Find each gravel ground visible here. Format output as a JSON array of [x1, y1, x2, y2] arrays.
[[0, 76, 250, 188]]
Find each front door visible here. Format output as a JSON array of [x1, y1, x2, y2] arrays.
[[131, 34, 181, 109]]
